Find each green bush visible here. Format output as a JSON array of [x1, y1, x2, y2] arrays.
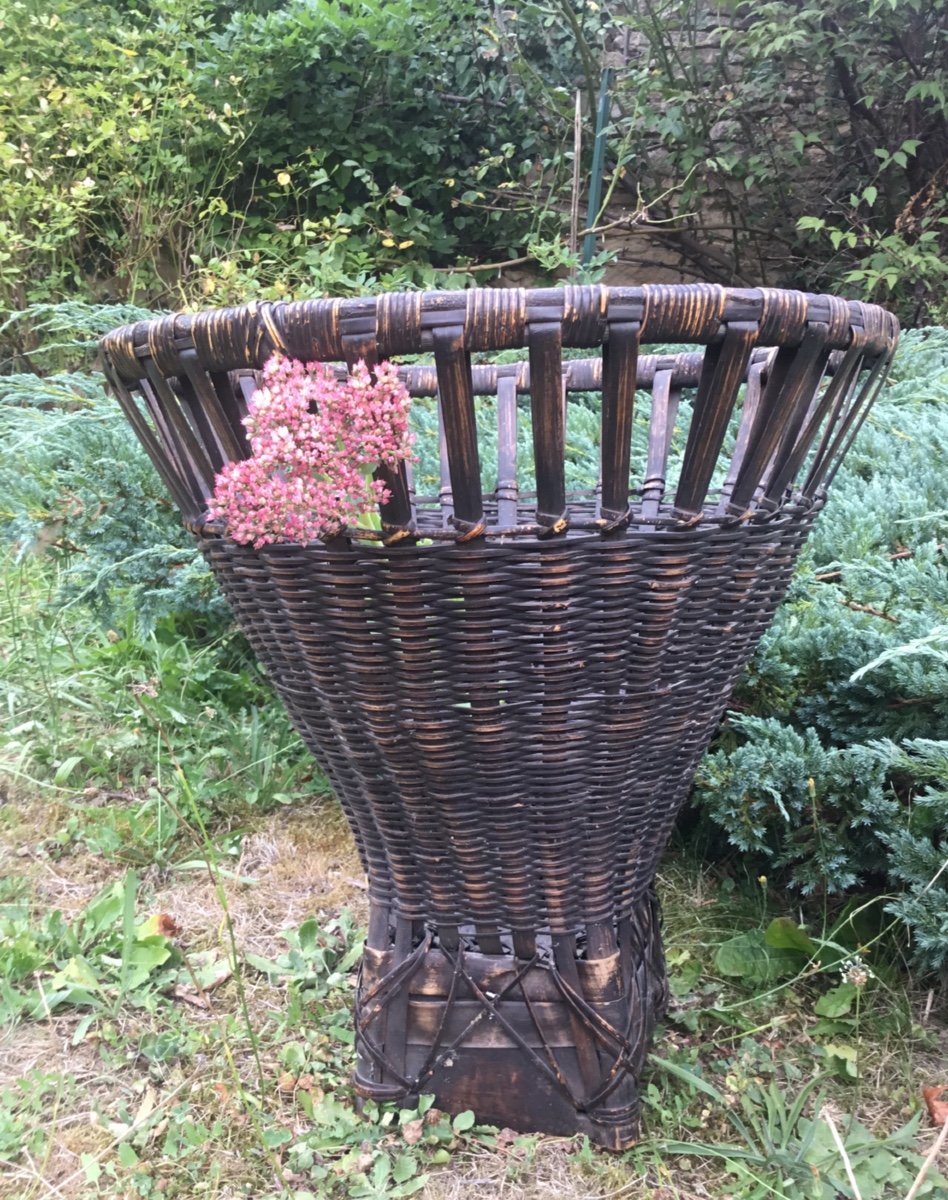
[[4, 0, 945, 327], [0, 0, 251, 317], [0, 303, 225, 631], [694, 327, 948, 972], [0, 0, 582, 331]]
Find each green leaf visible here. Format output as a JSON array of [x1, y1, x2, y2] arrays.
[[50, 954, 101, 993], [764, 917, 817, 956], [244, 952, 289, 978], [863, 185, 878, 207], [119, 870, 138, 995], [394, 1179, 428, 1197], [392, 1154, 417, 1183], [81, 1153, 102, 1183], [452, 1110, 476, 1133], [191, 953, 232, 990], [78, 883, 124, 943], [71, 1012, 96, 1045], [53, 755, 83, 785], [118, 1141, 139, 1168], [814, 982, 858, 1018], [123, 937, 174, 991], [714, 931, 804, 983], [823, 1042, 859, 1079], [811, 1017, 855, 1037], [263, 1127, 293, 1148], [297, 917, 319, 952], [649, 1055, 728, 1105]]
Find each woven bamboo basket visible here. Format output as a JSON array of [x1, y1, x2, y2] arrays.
[[101, 285, 898, 1148]]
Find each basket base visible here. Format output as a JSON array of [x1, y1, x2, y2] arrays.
[[353, 896, 667, 1150]]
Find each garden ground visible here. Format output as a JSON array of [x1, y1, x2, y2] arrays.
[[2, 777, 946, 1199]]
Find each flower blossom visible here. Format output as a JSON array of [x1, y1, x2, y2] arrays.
[[839, 955, 874, 988], [208, 355, 413, 548]]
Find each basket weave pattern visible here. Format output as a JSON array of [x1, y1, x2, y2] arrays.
[[102, 285, 898, 1147]]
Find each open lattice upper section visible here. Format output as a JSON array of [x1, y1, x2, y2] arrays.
[[100, 284, 899, 543]]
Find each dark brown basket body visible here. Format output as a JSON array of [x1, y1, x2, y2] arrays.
[[101, 285, 898, 1147]]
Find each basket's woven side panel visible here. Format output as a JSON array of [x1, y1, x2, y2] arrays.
[[496, 375, 519, 528], [194, 514, 816, 939], [432, 327, 484, 539], [808, 341, 894, 493], [673, 320, 758, 519]]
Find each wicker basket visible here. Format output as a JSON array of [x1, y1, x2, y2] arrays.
[[101, 285, 898, 1148]]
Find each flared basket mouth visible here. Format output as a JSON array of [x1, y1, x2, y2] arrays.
[[99, 284, 899, 547]]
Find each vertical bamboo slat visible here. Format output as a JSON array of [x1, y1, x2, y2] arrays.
[[496, 375, 519, 528], [528, 322, 568, 533], [432, 326, 484, 538], [599, 321, 640, 527]]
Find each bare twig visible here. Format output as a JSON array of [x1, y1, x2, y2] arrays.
[[552, 0, 599, 122], [841, 599, 899, 623], [432, 255, 534, 275], [569, 90, 582, 257], [33, 971, 52, 1021], [815, 544, 943, 581], [905, 1114, 948, 1200], [23, 1148, 70, 1199], [821, 1106, 864, 1200]]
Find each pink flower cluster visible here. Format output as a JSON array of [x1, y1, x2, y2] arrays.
[[208, 354, 413, 548]]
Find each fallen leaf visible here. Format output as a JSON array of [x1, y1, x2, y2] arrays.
[[923, 1085, 948, 1126], [171, 985, 209, 1009], [134, 1086, 157, 1127], [402, 1119, 424, 1145], [495, 1127, 519, 1152], [137, 913, 181, 940], [171, 958, 232, 1007], [277, 1072, 298, 1093], [150, 1117, 169, 1143], [156, 914, 181, 938]]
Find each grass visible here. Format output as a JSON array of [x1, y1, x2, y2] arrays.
[[1, 524, 947, 1196]]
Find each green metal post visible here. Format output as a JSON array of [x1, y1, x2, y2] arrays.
[[581, 67, 613, 268]]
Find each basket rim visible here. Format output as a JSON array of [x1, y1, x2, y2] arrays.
[[99, 283, 899, 383]]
